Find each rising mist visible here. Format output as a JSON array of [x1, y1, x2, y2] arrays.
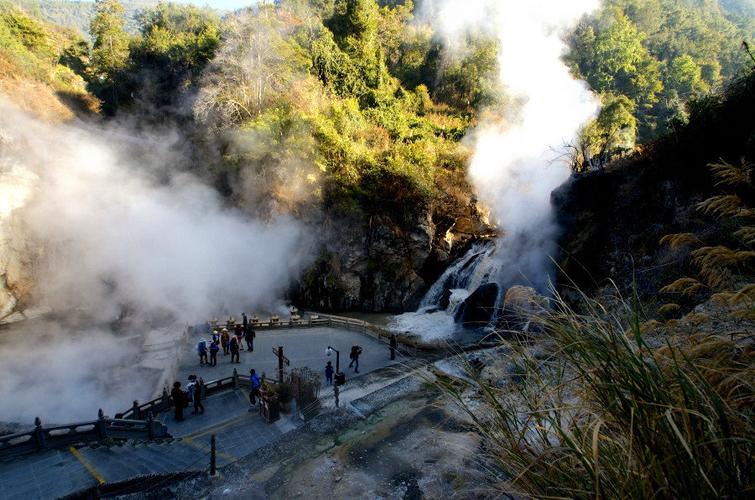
[[0, 98, 310, 422], [432, 0, 600, 291]]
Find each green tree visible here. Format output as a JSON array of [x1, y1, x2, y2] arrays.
[[125, 1, 220, 111], [89, 0, 130, 112], [587, 12, 663, 110], [664, 54, 709, 97], [326, 0, 384, 92], [573, 93, 637, 172], [194, 7, 309, 128]]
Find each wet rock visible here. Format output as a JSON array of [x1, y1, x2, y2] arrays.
[[292, 192, 495, 313], [438, 288, 452, 310], [455, 282, 500, 328]]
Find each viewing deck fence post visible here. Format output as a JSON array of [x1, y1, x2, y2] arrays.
[[33, 417, 46, 451], [96, 409, 106, 439], [147, 412, 155, 439], [232, 369, 239, 389]]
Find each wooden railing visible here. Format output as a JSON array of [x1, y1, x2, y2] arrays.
[[0, 411, 169, 460], [209, 312, 430, 352], [304, 313, 434, 352], [116, 369, 278, 420]]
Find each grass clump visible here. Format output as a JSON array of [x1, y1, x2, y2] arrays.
[[435, 290, 754, 498]]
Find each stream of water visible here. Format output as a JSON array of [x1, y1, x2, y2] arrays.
[[389, 241, 503, 341]]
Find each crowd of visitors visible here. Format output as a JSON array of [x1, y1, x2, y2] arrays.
[[171, 314, 401, 422]]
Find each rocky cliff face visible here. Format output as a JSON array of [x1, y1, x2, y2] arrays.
[[554, 73, 755, 308], [0, 213, 38, 322], [292, 198, 495, 313]]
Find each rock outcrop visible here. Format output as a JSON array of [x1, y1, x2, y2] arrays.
[[499, 285, 548, 331], [0, 213, 38, 322], [292, 198, 494, 313], [454, 282, 500, 328], [554, 73, 755, 308]]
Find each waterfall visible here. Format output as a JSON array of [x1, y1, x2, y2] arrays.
[[390, 241, 502, 339]]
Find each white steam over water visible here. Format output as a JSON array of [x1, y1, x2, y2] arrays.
[[393, 1, 600, 338], [438, 0, 600, 291], [0, 99, 309, 422]]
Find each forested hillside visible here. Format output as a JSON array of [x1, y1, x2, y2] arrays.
[[0, 1, 98, 120], [13, 0, 159, 36], [2, 0, 753, 311], [567, 0, 754, 169]]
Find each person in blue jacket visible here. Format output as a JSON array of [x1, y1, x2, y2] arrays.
[[249, 369, 261, 406]]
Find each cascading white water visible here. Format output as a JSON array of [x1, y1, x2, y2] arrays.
[[390, 242, 501, 339], [393, 1, 600, 342]]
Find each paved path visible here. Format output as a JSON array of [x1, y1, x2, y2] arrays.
[[177, 327, 399, 388], [0, 326, 403, 499], [0, 389, 294, 500]]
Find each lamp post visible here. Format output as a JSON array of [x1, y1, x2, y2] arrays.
[[326, 346, 344, 407], [326, 346, 340, 374]]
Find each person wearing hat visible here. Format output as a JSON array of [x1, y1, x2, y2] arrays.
[[209, 337, 219, 366], [221, 328, 230, 355]]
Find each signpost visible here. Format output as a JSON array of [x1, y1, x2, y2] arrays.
[[272, 346, 290, 383]]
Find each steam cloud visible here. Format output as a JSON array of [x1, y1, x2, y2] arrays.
[[0, 99, 309, 422], [432, 0, 600, 291]]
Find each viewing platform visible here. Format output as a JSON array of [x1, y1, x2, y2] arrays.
[[0, 313, 416, 499]]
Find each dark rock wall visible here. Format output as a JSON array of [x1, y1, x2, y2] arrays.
[[554, 72, 755, 307], [292, 199, 494, 313]]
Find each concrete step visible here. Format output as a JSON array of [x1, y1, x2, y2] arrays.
[[77, 440, 208, 484]]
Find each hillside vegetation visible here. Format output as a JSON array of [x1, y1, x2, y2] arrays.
[[1, 0, 753, 310], [13, 0, 159, 36], [567, 0, 754, 169], [0, 1, 98, 120]]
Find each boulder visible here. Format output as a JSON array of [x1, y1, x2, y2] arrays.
[[438, 287, 452, 310], [455, 282, 500, 328], [499, 285, 548, 332]]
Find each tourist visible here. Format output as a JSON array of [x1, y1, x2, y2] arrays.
[[209, 338, 219, 366], [230, 336, 240, 363], [245, 326, 256, 352], [249, 369, 261, 406], [389, 334, 397, 360], [325, 361, 334, 385], [211, 329, 219, 344], [234, 324, 244, 351], [191, 377, 204, 415], [349, 345, 363, 373], [197, 339, 208, 365], [242, 312, 248, 334], [171, 381, 185, 422], [221, 328, 230, 355]]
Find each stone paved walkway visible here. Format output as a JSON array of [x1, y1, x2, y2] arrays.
[[0, 326, 403, 499], [0, 448, 92, 500], [0, 389, 294, 500], [177, 326, 399, 389]]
